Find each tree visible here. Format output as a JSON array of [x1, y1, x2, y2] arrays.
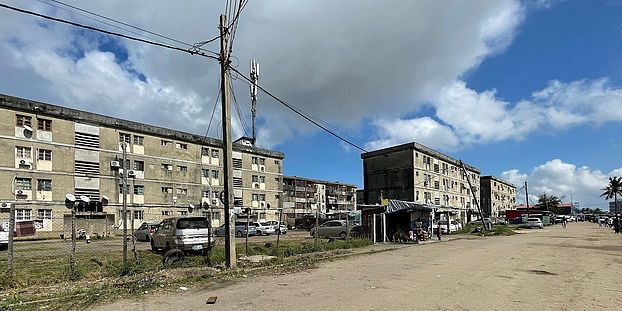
[[600, 176, 622, 213], [536, 193, 562, 214]]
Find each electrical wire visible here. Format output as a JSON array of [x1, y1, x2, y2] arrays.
[[0, 3, 220, 60], [230, 66, 368, 152], [206, 77, 222, 138], [230, 78, 251, 136], [40, 0, 218, 55]]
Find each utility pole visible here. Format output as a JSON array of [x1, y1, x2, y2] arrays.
[[122, 142, 128, 272], [525, 181, 530, 218], [250, 59, 259, 142], [219, 14, 237, 268], [459, 160, 485, 228]]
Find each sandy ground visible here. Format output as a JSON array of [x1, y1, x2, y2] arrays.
[[96, 222, 622, 311]]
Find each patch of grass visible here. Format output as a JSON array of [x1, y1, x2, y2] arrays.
[[472, 225, 517, 237]]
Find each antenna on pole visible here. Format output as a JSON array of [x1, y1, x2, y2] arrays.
[[250, 59, 259, 142]]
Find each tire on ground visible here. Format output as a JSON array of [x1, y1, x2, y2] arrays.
[[162, 248, 185, 267]]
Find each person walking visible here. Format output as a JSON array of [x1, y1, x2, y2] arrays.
[[436, 222, 442, 241], [562, 217, 567, 228], [614, 216, 620, 234]]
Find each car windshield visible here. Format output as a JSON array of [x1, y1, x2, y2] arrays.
[[527, 218, 540, 221], [260, 222, 270, 226], [176, 217, 209, 229]]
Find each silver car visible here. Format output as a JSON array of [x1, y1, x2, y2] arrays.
[[151, 217, 214, 252], [310, 220, 351, 239], [133, 222, 160, 242]]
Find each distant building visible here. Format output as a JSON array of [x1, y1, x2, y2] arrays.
[[361, 142, 481, 223], [0, 94, 285, 237], [609, 200, 622, 214], [480, 176, 516, 218], [282, 176, 357, 216]]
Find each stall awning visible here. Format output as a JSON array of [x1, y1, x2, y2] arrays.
[[386, 199, 438, 214]]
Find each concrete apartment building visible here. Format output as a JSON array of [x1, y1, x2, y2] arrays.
[[0, 94, 284, 237], [361, 142, 481, 223], [479, 176, 517, 218], [282, 176, 357, 215], [609, 200, 622, 215]]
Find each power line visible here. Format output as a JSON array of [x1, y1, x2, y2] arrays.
[[0, 3, 219, 60], [40, 0, 218, 55], [230, 66, 368, 152], [230, 78, 251, 136], [206, 77, 222, 138]]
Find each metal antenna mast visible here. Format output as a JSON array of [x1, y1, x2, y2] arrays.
[[250, 59, 259, 142]]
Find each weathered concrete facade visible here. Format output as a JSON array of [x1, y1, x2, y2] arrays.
[[361, 142, 481, 223], [480, 176, 516, 218], [282, 176, 357, 215], [0, 94, 284, 236]]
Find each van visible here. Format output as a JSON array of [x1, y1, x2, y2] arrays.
[[150, 217, 214, 252]]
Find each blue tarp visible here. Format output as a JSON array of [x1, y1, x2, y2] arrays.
[[386, 199, 438, 214]]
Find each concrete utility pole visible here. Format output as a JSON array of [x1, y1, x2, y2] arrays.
[[250, 59, 259, 142], [7, 202, 15, 278], [459, 160, 485, 229], [525, 181, 530, 218], [219, 14, 237, 268], [122, 142, 128, 271]]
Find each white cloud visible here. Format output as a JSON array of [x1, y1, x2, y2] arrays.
[[0, 0, 526, 147], [501, 159, 622, 209], [365, 117, 459, 151]]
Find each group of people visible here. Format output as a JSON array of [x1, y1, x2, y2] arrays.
[[597, 215, 620, 233]]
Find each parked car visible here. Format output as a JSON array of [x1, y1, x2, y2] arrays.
[[309, 220, 353, 239], [526, 217, 544, 229], [435, 220, 459, 234], [214, 222, 257, 237], [468, 218, 493, 226], [0, 224, 8, 250], [151, 217, 214, 252], [451, 220, 463, 230], [133, 222, 160, 242], [265, 220, 288, 234], [253, 222, 276, 236]]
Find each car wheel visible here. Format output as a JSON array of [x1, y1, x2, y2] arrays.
[[339, 232, 347, 239], [257, 230, 262, 236], [236, 231, 243, 237]]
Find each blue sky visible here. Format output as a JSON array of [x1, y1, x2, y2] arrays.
[[1, 0, 621, 208]]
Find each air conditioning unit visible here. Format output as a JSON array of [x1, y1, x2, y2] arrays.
[[16, 189, 25, 195], [260, 166, 265, 172], [19, 159, 32, 166], [260, 202, 265, 208], [211, 198, 219, 205], [253, 182, 260, 189], [167, 165, 173, 171], [110, 161, 120, 168], [127, 170, 136, 177]]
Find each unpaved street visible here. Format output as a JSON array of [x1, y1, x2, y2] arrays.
[[98, 223, 622, 311]]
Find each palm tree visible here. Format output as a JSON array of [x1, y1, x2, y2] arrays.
[[537, 193, 561, 214], [601, 176, 622, 213]]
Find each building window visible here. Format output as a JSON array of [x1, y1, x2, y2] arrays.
[[202, 190, 210, 198], [133, 160, 144, 171], [161, 163, 173, 170], [16, 114, 32, 127], [252, 157, 258, 164], [177, 188, 188, 195], [201, 147, 210, 156], [212, 211, 221, 219], [176, 143, 188, 150], [134, 185, 144, 195], [259, 176, 266, 183], [37, 209, 52, 220], [37, 149, 52, 161], [16, 209, 32, 221], [274, 160, 280, 165], [37, 179, 52, 191], [259, 194, 266, 201], [37, 118, 52, 131], [119, 133, 131, 143], [15, 178, 32, 190], [161, 140, 171, 146], [212, 170, 219, 179], [177, 165, 188, 172], [178, 211, 188, 216], [212, 191, 219, 199], [133, 210, 144, 220], [161, 187, 173, 193], [16, 146, 32, 158], [211, 149, 219, 158], [258, 158, 265, 165], [119, 184, 130, 194], [252, 175, 258, 182], [133, 135, 144, 146], [161, 210, 172, 216], [252, 194, 259, 201], [202, 169, 210, 178]]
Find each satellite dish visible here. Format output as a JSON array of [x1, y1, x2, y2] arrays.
[[188, 204, 194, 213], [79, 195, 90, 203], [65, 194, 76, 202], [23, 125, 33, 132]]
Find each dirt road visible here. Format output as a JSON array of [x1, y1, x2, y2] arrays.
[[97, 223, 622, 310]]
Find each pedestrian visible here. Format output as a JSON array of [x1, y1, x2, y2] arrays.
[[437, 222, 442, 241], [562, 217, 567, 228], [598, 218, 602, 228], [614, 216, 620, 234]]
